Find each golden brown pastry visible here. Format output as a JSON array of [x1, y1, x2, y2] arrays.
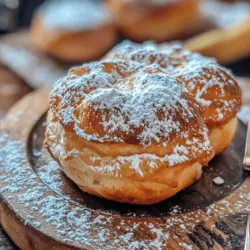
[[106, 41, 242, 155], [45, 60, 214, 204], [31, 0, 117, 62], [106, 0, 200, 41]]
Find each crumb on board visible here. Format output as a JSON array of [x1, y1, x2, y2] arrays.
[[213, 176, 225, 185]]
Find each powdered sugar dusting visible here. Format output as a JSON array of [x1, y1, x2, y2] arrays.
[[38, 0, 112, 31], [37, 160, 64, 192], [85, 141, 206, 177], [0, 133, 197, 249], [49, 58, 213, 173], [0, 132, 177, 249], [106, 41, 242, 125], [51, 60, 205, 147]]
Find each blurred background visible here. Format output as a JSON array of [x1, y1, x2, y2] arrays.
[[0, 0, 42, 32], [0, 0, 248, 74]]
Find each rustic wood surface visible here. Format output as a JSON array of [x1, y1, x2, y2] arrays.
[[0, 90, 249, 250]]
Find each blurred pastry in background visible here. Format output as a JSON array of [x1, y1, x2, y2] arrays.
[[106, 0, 200, 42], [184, 0, 250, 64], [31, 0, 117, 62]]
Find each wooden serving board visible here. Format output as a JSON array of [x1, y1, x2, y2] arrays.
[[0, 90, 249, 250]]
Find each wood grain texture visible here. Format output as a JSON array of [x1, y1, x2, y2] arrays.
[[0, 90, 249, 250]]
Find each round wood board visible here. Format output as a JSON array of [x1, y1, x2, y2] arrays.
[[0, 90, 249, 250]]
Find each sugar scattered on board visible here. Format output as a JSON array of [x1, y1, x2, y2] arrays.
[[0, 131, 195, 249], [213, 176, 225, 185], [0, 129, 249, 249]]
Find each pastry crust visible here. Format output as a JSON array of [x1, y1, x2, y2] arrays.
[[45, 59, 214, 204], [106, 0, 200, 41], [31, 0, 116, 62], [106, 41, 242, 154], [208, 117, 238, 155]]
